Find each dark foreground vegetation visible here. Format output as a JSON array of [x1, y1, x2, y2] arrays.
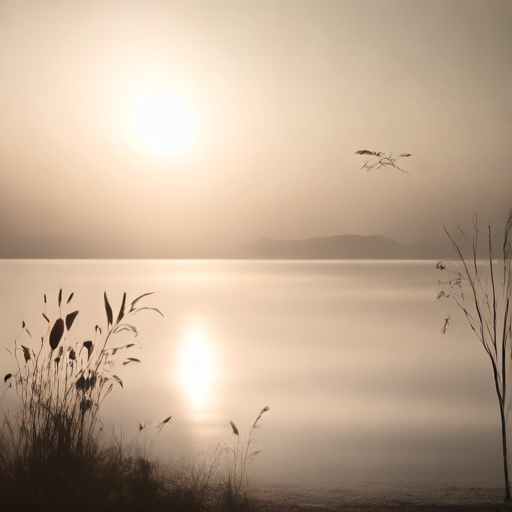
[[0, 436, 269, 512], [0, 290, 268, 511]]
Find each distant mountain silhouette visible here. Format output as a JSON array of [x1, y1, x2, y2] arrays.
[[236, 234, 456, 260], [0, 231, 490, 260]]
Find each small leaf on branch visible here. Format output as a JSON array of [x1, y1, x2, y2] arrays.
[[129, 292, 155, 311], [116, 292, 126, 324], [104, 292, 113, 326], [66, 311, 79, 330], [21, 345, 31, 363], [80, 399, 93, 414], [49, 318, 64, 351], [76, 375, 85, 391], [123, 358, 141, 366], [114, 324, 139, 336], [104, 383, 114, 399], [83, 341, 94, 359], [132, 307, 164, 318]]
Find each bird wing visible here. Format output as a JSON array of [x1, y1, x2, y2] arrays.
[[355, 150, 410, 173], [355, 150, 381, 156], [356, 150, 384, 171]]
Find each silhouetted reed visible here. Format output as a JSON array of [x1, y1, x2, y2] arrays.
[[0, 290, 269, 511], [223, 406, 270, 508], [438, 207, 512, 505]]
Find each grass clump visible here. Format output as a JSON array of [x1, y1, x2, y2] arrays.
[[224, 407, 270, 510], [0, 290, 269, 511]]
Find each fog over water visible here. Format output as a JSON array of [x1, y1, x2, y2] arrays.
[[1, 0, 511, 253], [2, 1, 510, 505], [0, 259, 504, 489]]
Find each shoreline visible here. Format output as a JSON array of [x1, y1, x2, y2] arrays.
[[251, 497, 511, 512], [254, 505, 509, 511], [248, 483, 509, 511]]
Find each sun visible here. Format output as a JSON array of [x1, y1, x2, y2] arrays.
[[134, 95, 193, 154]]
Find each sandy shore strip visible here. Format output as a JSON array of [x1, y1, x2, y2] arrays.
[[254, 500, 512, 512], [251, 501, 510, 511], [249, 483, 510, 511]]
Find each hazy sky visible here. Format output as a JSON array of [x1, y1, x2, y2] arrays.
[[1, 0, 511, 253]]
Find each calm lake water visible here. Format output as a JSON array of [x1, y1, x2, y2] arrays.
[[0, 259, 505, 502]]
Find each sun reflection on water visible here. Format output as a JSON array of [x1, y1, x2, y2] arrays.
[[179, 322, 214, 408]]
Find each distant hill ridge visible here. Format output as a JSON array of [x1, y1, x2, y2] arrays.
[[237, 234, 457, 260], [0, 232, 482, 259]]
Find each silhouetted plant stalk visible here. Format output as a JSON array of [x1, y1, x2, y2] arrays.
[[224, 406, 270, 504], [1, 290, 162, 482], [439, 208, 512, 504]]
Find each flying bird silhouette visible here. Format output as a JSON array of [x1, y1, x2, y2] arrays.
[[355, 150, 411, 174]]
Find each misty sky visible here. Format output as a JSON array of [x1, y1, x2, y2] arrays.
[[1, 0, 511, 254]]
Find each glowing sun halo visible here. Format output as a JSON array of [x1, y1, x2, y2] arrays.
[[135, 96, 193, 154]]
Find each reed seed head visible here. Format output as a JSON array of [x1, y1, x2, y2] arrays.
[[230, 420, 239, 436]]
